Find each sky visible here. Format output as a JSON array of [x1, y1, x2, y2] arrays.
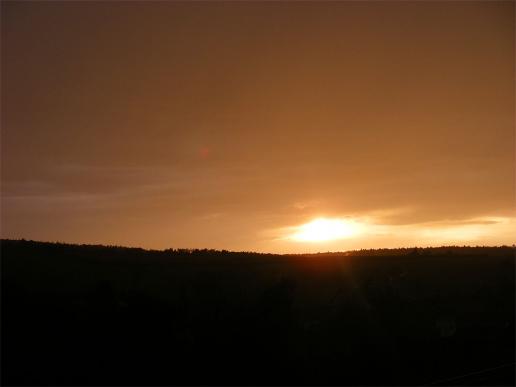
[[1, 1, 514, 253]]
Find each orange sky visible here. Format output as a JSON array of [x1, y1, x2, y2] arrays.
[[1, 1, 514, 253]]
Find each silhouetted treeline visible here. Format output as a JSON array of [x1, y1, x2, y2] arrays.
[[2, 239, 515, 385]]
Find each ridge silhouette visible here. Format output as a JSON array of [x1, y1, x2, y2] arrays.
[[2, 240, 514, 385]]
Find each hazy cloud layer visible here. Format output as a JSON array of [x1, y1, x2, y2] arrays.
[[1, 2, 514, 251]]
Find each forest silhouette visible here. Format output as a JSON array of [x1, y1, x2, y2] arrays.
[[1, 239, 515, 386]]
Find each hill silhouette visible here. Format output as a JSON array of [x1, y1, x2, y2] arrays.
[[2, 239, 514, 385]]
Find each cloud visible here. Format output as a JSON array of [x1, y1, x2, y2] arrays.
[[264, 211, 516, 253]]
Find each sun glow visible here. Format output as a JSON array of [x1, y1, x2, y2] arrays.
[[290, 218, 363, 242]]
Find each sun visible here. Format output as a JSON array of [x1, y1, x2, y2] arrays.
[[290, 217, 362, 242]]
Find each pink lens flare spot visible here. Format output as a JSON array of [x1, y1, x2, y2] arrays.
[[198, 146, 210, 159]]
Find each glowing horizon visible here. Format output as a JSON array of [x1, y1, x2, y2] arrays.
[[288, 217, 364, 242]]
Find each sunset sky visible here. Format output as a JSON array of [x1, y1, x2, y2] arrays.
[[1, 1, 514, 253]]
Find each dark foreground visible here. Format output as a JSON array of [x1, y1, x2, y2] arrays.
[[2, 240, 515, 386]]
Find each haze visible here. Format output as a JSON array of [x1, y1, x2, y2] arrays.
[[1, 1, 514, 253]]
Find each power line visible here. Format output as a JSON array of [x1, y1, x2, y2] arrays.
[[421, 362, 515, 386]]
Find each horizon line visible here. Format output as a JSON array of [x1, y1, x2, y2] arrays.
[[2, 238, 514, 256]]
